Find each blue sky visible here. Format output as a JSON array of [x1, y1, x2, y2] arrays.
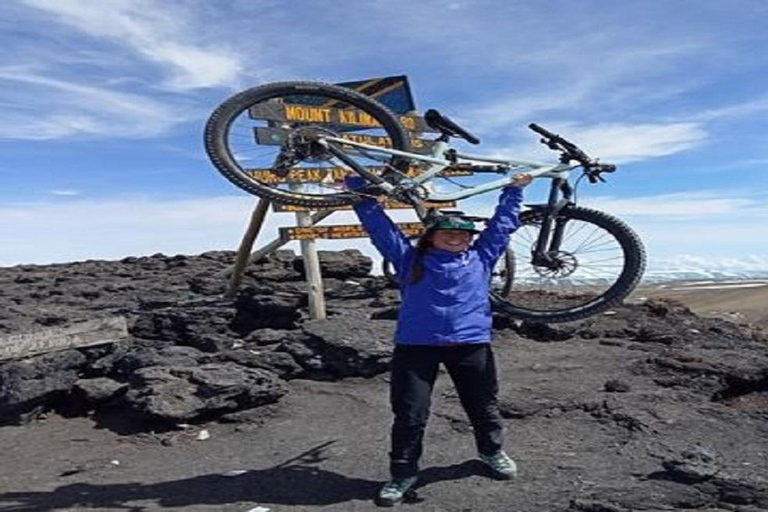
[[1, 0, 767, 276]]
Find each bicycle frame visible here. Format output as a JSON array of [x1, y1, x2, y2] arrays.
[[320, 136, 578, 202]]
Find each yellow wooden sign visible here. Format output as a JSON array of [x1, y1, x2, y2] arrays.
[[246, 166, 472, 185], [254, 128, 435, 154], [281, 222, 425, 241], [272, 199, 456, 213], [249, 103, 436, 133]]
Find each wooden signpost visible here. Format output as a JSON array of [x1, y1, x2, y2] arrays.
[[222, 76, 468, 318]]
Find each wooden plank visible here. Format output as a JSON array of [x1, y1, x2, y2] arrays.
[[280, 222, 425, 241], [225, 198, 271, 299], [254, 127, 436, 154], [0, 317, 129, 361], [245, 166, 473, 185], [296, 198, 326, 320], [217, 210, 337, 278], [249, 102, 436, 133], [272, 199, 456, 213]]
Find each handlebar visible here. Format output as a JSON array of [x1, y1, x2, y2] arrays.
[[528, 123, 590, 163], [528, 123, 616, 183]]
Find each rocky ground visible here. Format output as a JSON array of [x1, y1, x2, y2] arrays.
[[1, 250, 767, 512]]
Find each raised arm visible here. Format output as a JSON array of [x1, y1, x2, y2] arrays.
[[472, 186, 524, 266], [353, 198, 413, 271]]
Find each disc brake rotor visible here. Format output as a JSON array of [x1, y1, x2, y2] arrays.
[[532, 251, 578, 278]]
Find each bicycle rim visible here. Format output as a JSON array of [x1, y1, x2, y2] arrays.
[[204, 81, 412, 207]]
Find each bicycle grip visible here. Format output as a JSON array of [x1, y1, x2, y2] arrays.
[[528, 123, 557, 139]]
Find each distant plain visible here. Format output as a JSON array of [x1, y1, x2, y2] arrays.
[[633, 279, 768, 328]]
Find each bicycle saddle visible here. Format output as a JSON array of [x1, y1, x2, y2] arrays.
[[424, 109, 481, 145]]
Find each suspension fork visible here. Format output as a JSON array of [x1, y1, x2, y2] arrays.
[[531, 178, 574, 266]]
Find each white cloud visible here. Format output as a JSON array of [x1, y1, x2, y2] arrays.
[[0, 195, 419, 267], [476, 121, 708, 165], [460, 85, 594, 133], [0, 195, 252, 265], [50, 189, 81, 196], [20, 0, 243, 90], [0, 67, 187, 139], [584, 191, 765, 218], [692, 93, 768, 122], [453, 34, 710, 135], [554, 122, 708, 163]]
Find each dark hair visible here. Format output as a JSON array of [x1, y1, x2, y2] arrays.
[[409, 230, 435, 284]]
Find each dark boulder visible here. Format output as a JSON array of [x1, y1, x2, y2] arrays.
[[242, 328, 297, 346], [247, 250, 303, 282], [0, 350, 87, 424], [293, 249, 373, 279], [301, 310, 395, 378], [74, 377, 128, 404], [232, 287, 306, 332], [216, 349, 304, 379], [123, 363, 287, 422]]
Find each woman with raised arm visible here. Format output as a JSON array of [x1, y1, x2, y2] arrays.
[[347, 173, 532, 507]]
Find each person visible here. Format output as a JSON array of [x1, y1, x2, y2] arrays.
[[347, 173, 533, 507]]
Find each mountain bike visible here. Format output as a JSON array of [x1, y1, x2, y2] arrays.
[[205, 81, 646, 323]]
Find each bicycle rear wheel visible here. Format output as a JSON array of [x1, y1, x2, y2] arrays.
[[204, 81, 412, 208], [493, 206, 645, 323]]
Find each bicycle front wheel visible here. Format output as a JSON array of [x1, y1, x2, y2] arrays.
[[204, 81, 412, 208], [494, 206, 645, 323]]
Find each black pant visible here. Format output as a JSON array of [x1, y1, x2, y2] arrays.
[[389, 343, 504, 478]]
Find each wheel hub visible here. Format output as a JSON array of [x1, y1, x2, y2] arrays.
[[287, 126, 339, 162], [532, 251, 578, 278]]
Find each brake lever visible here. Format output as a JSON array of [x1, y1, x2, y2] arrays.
[[586, 171, 606, 184], [542, 138, 561, 152]]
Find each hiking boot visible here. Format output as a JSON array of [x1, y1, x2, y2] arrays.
[[375, 475, 419, 507], [479, 450, 517, 480]]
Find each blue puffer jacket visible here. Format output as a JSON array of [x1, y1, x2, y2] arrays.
[[353, 187, 523, 345]]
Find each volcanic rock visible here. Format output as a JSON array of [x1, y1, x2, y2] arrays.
[[292, 249, 373, 279], [123, 363, 287, 422], [1, 249, 768, 511]]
